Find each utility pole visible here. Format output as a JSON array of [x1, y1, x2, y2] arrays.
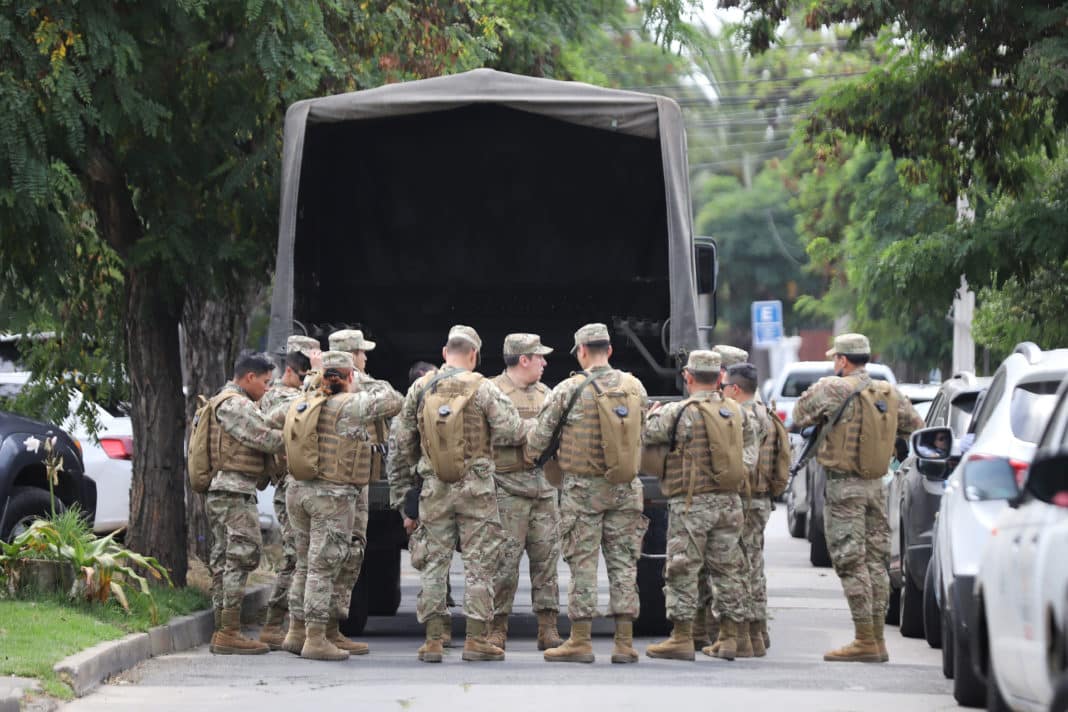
[[952, 195, 976, 374]]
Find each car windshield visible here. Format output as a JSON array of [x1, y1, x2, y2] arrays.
[[914, 400, 932, 421], [780, 367, 890, 399], [949, 392, 980, 435], [1010, 380, 1061, 444]]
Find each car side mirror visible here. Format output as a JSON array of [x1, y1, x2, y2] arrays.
[[913, 426, 953, 479], [1023, 448, 1068, 507]]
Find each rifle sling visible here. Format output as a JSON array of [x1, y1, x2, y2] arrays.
[[535, 371, 598, 468]]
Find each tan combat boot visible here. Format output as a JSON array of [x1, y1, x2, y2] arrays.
[[701, 618, 737, 661], [212, 607, 270, 655], [418, 617, 445, 663], [536, 610, 564, 650], [327, 618, 369, 655], [209, 607, 222, 653], [749, 621, 767, 657], [823, 621, 882, 663], [281, 617, 306, 655], [755, 619, 770, 650], [707, 611, 720, 645], [692, 608, 711, 650], [646, 619, 695, 661], [258, 606, 287, 651], [440, 614, 454, 648], [544, 619, 595, 663], [461, 618, 505, 661], [872, 615, 889, 663], [611, 616, 639, 664], [735, 620, 754, 658], [486, 614, 509, 650], [300, 622, 349, 661]]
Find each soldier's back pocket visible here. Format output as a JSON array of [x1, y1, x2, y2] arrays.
[[408, 525, 429, 571]]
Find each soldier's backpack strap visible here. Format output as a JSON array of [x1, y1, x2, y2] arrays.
[[790, 380, 869, 476], [415, 368, 462, 411], [534, 371, 598, 468]]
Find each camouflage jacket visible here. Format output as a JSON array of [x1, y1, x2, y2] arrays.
[[261, 383, 301, 423], [333, 379, 403, 438], [387, 365, 526, 509], [525, 364, 649, 470], [491, 371, 554, 499], [740, 398, 770, 494], [644, 389, 758, 474], [209, 383, 285, 495], [793, 369, 924, 471]]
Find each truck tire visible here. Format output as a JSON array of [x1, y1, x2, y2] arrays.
[[635, 557, 669, 636], [886, 586, 901, 626], [1, 487, 65, 541], [899, 558, 925, 638], [365, 546, 402, 616], [808, 510, 832, 568], [924, 560, 943, 649], [340, 573, 369, 636]]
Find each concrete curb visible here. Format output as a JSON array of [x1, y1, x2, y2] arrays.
[[0, 677, 39, 712], [52, 583, 271, 697]]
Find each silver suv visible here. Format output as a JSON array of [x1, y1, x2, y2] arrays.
[[922, 342, 1068, 708]]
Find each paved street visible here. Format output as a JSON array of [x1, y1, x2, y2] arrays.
[[64, 508, 956, 711]]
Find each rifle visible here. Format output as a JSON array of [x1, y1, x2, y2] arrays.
[[787, 382, 869, 481], [534, 372, 598, 469]]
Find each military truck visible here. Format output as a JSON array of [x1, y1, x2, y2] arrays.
[[268, 69, 718, 635]]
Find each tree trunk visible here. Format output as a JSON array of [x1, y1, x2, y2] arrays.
[[124, 266, 189, 586], [180, 281, 263, 563]]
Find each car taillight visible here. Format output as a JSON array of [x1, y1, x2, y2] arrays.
[[1009, 459, 1029, 487], [100, 436, 133, 460], [776, 410, 787, 422]]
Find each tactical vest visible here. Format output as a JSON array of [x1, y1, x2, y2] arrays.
[[661, 395, 746, 498], [751, 401, 778, 494], [557, 370, 643, 477], [211, 396, 272, 476], [417, 370, 491, 479], [492, 373, 546, 474], [819, 375, 901, 479], [314, 394, 364, 486], [351, 377, 387, 483]]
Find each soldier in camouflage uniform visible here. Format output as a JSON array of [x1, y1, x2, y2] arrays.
[[206, 352, 285, 655], [725, 362, 789, 656], [281, 351, 403, 660], [488, 333, 562, 651], [326, 329, 386, 648], [257, 335, 320, 649], [388, 325, 527, 663], [643, 350, 758, 662], [526, 323, 649, 664], [793, 334, 923, 663]]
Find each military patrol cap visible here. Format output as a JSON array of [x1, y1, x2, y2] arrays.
[[713, 345, 749, 368], [320, 350, 355, 370], [503, 333, 553, 357], [279, 335, 319, 357], [570, 323, 610, 354], [329, 329, 376, 353], [447, 324, 482, 351], [684, 349, 721, 374], [826, 333, 871, 358]]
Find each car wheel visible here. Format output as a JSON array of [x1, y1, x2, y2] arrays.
[[952, 607, 986, 708], [886, 586, 901, 626], [985, 647, 1011, 712], [942, 607, 954, 679], [1051, 672, 1068, 712], [808, 511, 832, 568], [0, 486, 65, 541], [899, 560, 925, 638], [924, 559, 943, 649], [786, 497, 806, 539]]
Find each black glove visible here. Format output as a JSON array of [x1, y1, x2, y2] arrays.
[[403, 485, 421, 520]]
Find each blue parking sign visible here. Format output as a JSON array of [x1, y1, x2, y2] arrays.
[[751, 300, 783, 346]]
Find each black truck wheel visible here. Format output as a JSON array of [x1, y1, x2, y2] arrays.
[[1, 486, 65, 541]]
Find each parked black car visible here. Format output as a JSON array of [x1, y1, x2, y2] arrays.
[[0, 410, 95, 540], [885, 373, 987, 637]]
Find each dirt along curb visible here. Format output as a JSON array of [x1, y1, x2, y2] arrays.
[[50, 583, 272, 698]]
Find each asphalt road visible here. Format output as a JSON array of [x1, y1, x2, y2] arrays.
[[64, 507, 957, 711]]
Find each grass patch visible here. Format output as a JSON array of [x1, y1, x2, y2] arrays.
[[0, 585, 212, 699]]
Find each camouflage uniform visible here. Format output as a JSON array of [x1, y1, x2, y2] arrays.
[[526, 364, 649, 621], [490, 364, 560, 623], [739, 400, 772, 623], [387, 361, 526, 626], [207, 383, 284, 611], [259, 382, 303, 612], [288, 366, 403, 625], [792, 334, 923, 648]]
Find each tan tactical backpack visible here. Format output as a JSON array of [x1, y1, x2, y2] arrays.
[[283, 391, 331, 481], [693, 399, 746, 492], [756, 401, 792, 496], [419, 371, 484, 483], [186, 391, 239, 493], [591, 376, 645, 484], [855, 381, 900, 479]]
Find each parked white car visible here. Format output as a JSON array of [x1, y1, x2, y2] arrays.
[[767, 360, 897, 431], [923, 342, 1068, 708], [971, 374, 1068, 712]]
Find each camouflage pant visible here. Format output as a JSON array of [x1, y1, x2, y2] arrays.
[[492, 490, 561, 615], [331, 485, 369, 619], [663, 492, 745, 623], [740, 495, 772, 621], [413, 470, 504, 624], [824, 474, 890, 625], [266, 479, 296, 612], [206, 491, 262, 611], [559, 474, 647, 621], [286, 479, 356, 624]]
